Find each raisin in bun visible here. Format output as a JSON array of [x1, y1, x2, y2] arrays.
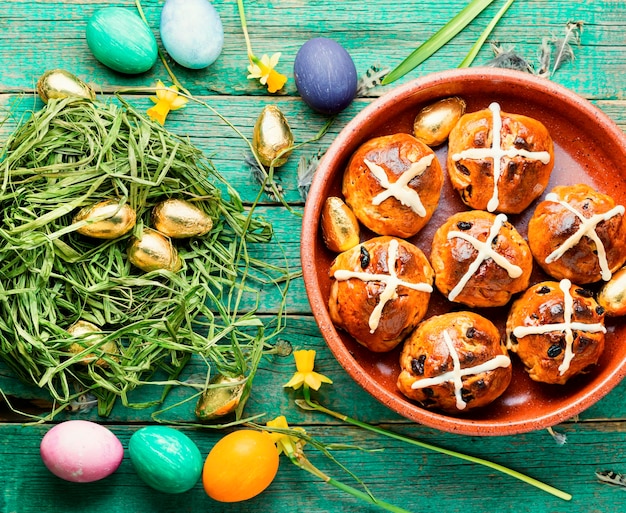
[[528, 184, 626, 284], [430, 210, 533, 308], [329, 236, 434, 352], [506, 280, 606, 385], [397, 312, 512, 413], [342, 133, 443, 238], [447, 102, 554, 214]]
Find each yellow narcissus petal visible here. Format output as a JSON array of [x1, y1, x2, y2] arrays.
[[265, 416, 305, 456], [283, 372, 305, 390], [305, 371, 333, 391], [284, 349, 332, 391], [146, 80, 188, 125], [247, 53, 287, 93], [146, 103, 170, 125], [294, 349, 316, 372], [266, 68, 287, 93]]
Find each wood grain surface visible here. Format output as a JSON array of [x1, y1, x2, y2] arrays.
[[1, 1, 625, 512]]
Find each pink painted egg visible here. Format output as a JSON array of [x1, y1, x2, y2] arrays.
[[40, 420, 124, 482]]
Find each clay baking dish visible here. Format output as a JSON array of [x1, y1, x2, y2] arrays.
[[301, 68, 626, 436]]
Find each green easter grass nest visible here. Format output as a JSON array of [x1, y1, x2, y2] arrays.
[[0, 97, 285, 418]]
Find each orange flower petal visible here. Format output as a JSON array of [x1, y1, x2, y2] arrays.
[[146, 102, 170, 125]]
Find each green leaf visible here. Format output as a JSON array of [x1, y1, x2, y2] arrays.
[[381, 0, 497, 85], [459, 0, 516, 68]]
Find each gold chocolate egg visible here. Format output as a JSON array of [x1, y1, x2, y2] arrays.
[[152, 198, 213, 238], [597, 266, 626, 316], [413, 96, 466, 147], [67, 320, 118, 366], [37, 69, 96, 104], [195, 374, 246, 421], [320, 196, 360, 253], [128, 228, 181, 273], [73, 200, 137, 239], [252, 105, 294, 167]]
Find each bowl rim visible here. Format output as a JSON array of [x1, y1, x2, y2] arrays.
[[301, 67, 626, 436]]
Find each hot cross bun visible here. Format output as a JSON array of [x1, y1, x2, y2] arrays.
[[430, 210, 533, 307], [447, 102, 554, 214], [342, 133, 444, 238], [527, 183, 626, 284], [329, 236, 434, 352], [397, 311, 512, 413], [506, 280, 606, 385]]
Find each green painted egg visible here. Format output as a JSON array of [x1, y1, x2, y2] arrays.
[[86, 7, 158, 74], [129, 426, 203, 494]]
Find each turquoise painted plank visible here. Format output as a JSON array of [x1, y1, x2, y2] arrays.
[[1, 421, 625, 513], [0, 0, 624, 99], [3, 93, 626, 210], [1, 1, 626, 512], [2, 315, 626, 426]]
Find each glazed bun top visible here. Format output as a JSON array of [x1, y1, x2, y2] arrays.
[[506, 279, 606, 385], [430, 210, 533, 308], [397, 311, 512, 413], [342, 133, 444, 238], [328, 236, 434, 352], [528, 183, 626, 284], [447, 102, 554, 214]]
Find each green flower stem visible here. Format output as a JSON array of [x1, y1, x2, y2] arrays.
[[459, 0, 516, 68], [266, 422, 414, 513], [134, 0, 189, 95], [325, 477, 414, 513], [381, 0, 497, 84], [236, 0, 256, 60], [286, 452, 414, 513], [301, 387, 572, 502]]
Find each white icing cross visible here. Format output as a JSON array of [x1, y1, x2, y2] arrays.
[[543, 192, 625, 281], [363, 154, 435, 217], [411, 330, 511, 410], [446, 213, 523, 301], [332, 238, 433, 333], [512, 279, 606, 375], [451, 102, 552, 212]]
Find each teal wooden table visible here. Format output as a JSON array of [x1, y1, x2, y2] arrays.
[[1, 1, 626, 512]]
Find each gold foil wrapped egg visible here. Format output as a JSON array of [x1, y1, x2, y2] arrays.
[[67, 320, 118, 366], [37, 69, 96, 104], [597, 266, 626, 316], [128, 228, 182, 273], [252, 105, 294, 167], [152, 199, 213, 238], [413, 96, 466, 147], [320, 196, 360, 253], [73, 200, 137, 239], [195, 374, 246, 421]]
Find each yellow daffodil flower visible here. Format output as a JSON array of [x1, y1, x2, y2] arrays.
[[146, 80, 188, 125], [237, 0, 287, 93], [266, 415, 305, 456], [284, 349, 333, 391], [247, 53, 288, 93]]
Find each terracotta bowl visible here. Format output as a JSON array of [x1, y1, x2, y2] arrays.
[[301, 68, 626, 436]]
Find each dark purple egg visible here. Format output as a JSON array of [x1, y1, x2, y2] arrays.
[[293, 38, 358, 115]]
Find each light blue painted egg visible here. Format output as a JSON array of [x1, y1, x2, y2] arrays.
[[129, 426, 203, 494], [86, 7, 158, 74], [160, 0, 224, 69]]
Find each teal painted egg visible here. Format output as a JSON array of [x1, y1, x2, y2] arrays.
[[129, 426, 203, 494], [159, 0, 224, 69], [86, 7, 158, 74]]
